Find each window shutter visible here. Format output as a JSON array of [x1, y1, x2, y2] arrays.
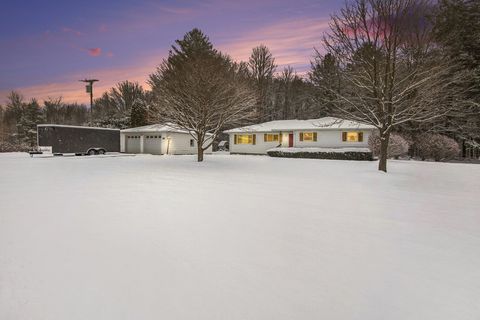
[[264, 134, 267, 142], [252, 134, 256, 145], [300, 132, 304, 141], [342, 132, 347, 141], [358, 132, 363, 142], [313, 132, 317, 141], [234, 134, 237, 144]]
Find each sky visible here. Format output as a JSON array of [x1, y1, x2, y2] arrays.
[[0, 0, 343, 105]]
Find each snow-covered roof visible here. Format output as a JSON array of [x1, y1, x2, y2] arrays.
[[121, 123, 214, 136], [121, 123, 188, 134], [224, 117, 376, 133], [37, 124, 119, 131]]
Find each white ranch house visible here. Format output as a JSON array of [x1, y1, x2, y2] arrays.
[[224, 117, 376, 154], [121, 124, 213, 155]]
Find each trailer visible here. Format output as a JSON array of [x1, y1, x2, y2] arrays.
[[36, 124, 120, 156]]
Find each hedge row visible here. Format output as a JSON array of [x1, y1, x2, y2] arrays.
[[0, 141, 31, 153], [267, 150, 373, 161]]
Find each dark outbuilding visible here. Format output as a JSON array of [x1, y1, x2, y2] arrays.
[[37, 124, 120, 155]]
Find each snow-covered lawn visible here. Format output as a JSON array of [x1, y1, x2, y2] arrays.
[[1, 152, 479, 320]]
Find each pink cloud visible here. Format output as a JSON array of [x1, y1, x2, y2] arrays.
[[87, 48, 102, 57], [61, 27, 84, 36], [0, 51, 166, 105], [218, 17, 331, 74], [0, 16, 331, 105]]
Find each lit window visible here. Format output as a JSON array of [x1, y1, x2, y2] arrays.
[[300, 132, 317, 141], [264, 134, 279, 142], [348, 132, 358, 141], [236, 134, 253, 144], [343, 132, 364, 142]]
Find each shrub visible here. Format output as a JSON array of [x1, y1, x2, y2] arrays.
[[0, 141, 30, 152], [267, 149, 373, 161], [416, 134, 460, 161], [368, 132, 410, 159]]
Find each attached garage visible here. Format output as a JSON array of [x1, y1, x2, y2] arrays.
[[143, 135, 162, 155], [125, 135, 141, 153], [120, 123, 213, 155]]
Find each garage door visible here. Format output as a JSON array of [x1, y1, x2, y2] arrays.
[[126, 135, 141, 153], [144, 135, 162, 155]]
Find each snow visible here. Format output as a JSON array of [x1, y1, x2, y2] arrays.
[[1, 152, 479, 320], [121, 123, 214, 135], [121, 122, 188, 133], [224, 116, 376, 133], [268, 147, 371, 153], [37, 124, 119, 131]]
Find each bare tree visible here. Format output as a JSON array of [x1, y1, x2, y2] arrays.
[[149, 29, 257, 162], [248, 45, 277, 121], [318, 0, 471, 172]]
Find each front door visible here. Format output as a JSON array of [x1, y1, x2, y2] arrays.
[[288, 133, 294, 147]]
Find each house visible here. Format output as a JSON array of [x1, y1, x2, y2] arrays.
[[120, 123, 213, 155], [224, 117, 376, 155]]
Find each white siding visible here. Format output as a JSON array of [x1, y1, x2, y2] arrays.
[[294, 130, 372, 148], [164, 132, 213, 155], [121, 131, 212, 155], [229, 132, 283, 154], [120, 134, 126, 152], [229, 129, 374, 154]]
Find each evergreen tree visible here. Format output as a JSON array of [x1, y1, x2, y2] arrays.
[[17, 99, 44, 147], [130, 99, 149, 127], [309, 52, 342, 116], [93, 81, 147, 128], [149, 29, 256, 162], [431, 0, 480, 156]]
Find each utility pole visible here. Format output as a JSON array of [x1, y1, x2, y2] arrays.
[[79, 79, 99, 119]]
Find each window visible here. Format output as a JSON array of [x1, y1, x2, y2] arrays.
[[264, 134, 279, 142], [234, 134, 256, 145], [342, 132, 364, 142], [190, 139, 195, 147], [299, 132, 317, 141]]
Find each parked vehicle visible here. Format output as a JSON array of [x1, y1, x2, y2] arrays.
[[217, 140, 229, 151], [35, 124, 120, 156]]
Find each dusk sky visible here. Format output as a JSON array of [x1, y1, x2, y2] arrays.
[[0, 0, 343, 105]]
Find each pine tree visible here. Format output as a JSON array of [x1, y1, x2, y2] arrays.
[[431, 0, 480, 157], [130, 100, 148, 127], [149, 29, 256, 162], [17, 99, 44, 147], [309, 52, 341, 116]]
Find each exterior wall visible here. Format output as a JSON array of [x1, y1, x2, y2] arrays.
[[123, 132, 159, 154], [163, 132, 213, 155], [121, 131, 212, 155], [120, 134, 126, 152], [293, 129, 372, 148], [229, 129, 374, 154], [229, 132, 283, 154]]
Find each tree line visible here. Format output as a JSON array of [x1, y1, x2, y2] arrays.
[[1, 0, 479, 168]]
